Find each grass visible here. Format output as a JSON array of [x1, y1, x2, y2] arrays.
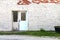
[[0, 31, 60, 37]]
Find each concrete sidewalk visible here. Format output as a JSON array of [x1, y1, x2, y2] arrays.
[[0, 35, 59, 40]]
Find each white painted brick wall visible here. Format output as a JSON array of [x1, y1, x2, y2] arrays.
[[0, 0, 60, 31]]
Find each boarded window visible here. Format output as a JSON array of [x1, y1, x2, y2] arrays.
[[12, 11, 18, 22], [21, 12, 26, 21]]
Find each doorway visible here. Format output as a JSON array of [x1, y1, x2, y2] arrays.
[[12, 10, 28, 31]]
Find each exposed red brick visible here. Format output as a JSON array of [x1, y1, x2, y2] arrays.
[[40, 0, 48, 3], [17, 0, 31, 5], [32, 0, 40, 4], [56, 0, 60, 3], [17, 0, 60, 5], [50, 0, 55, 3]]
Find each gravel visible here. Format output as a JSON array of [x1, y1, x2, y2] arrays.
[[0, 35, 59, 40]]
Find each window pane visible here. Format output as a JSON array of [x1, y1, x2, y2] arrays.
[[21, 12, 26, 21], [12, 11, 18, 22]]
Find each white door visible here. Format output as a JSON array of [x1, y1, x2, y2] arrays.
[[18, 11, 28, 31], [12, 11, 28, 31]]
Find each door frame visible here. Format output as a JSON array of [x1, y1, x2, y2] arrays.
[[12, 10, 28, 31]]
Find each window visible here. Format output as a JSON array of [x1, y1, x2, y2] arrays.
[[21, 12, 26, 21], [12, 11, 18, 22]]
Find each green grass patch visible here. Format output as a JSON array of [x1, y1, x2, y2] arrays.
[[0, 31, 60, 37]]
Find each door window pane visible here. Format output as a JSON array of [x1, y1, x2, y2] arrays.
[[21, 12, 26, 21], [12, 11, 18, 22]]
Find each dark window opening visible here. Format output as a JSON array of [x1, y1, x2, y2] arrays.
[[12, 11, 18, 22], [21, 12, 26, 21]]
